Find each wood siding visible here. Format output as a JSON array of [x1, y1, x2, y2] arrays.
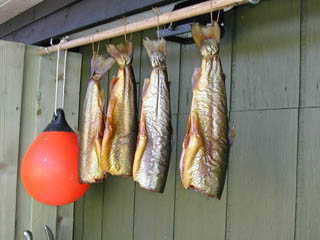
[[74, 1, 319, 240], [2, 0, 320, 239]]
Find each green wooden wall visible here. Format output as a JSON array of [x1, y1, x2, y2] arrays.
[[73, 0, 320, 239], [2, 0, 320, 239]]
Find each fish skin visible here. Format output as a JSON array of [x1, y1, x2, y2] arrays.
[[79, 53, 115, 184], [101, 41, 138, 176], [133, 37, 172, 193], [180, 23, 229, 199]]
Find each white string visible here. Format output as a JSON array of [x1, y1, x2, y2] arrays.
[[54, 41, 61, 116], [61, 44, 68, 109]]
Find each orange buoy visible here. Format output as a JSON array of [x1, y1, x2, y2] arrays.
[[21, 109, 89, 206]]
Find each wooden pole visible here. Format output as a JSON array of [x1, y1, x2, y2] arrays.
[[38, 0, 250, 55]]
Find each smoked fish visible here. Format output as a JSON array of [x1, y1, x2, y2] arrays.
[[101, 41, 138, 176], [180, 23, 229, 199], [79, 53, 115, 183], [133, 38, 172, 193]]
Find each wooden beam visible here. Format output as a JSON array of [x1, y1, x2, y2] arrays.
[[38, 0, 250, 55], [1, 0, 179, 45], [0, 0, 79, 38]]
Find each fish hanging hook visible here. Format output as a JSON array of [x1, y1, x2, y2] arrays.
[[152, 7, 162, 40]]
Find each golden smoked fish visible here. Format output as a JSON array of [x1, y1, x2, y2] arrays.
[[180, 23, 229, 199], [79, 53, 115, 183], [133, 38, 172, 193], [101, 41, 138, 176]]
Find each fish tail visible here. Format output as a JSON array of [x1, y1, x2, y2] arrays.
[[91, 52, 115, 79], [106, 41, 133, 66], [191, 22, 221, 49], [143, 37, 166, 58]]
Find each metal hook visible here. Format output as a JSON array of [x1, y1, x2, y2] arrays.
[[249, 0, 260, 4], [23, 230, 33, 240]]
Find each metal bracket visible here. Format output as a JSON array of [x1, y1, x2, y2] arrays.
[[249, 0, 260, 4]]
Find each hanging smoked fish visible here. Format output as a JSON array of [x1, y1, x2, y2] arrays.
[[101, 41, 138, 176], [133, 38, 172, 193], [79, 53, 115, 183], [180, 22, 229, 199]]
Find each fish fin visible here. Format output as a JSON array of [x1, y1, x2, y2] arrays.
[[142, 78, 150, 98], [91, 53, 115, 79], [106, 41, 133, 66], [191, 22, 221, 49], [192, 67, 201, 90], [143, 37, 166, 58], [228, 122, 236, 146], [181, 111, 202, 189], [133, 114, 148, 181], [101, 96, 117, 173], [109, 76, 119, 95]]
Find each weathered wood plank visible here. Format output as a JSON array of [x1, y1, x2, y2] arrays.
[[231, 0, 300, 111], [226, 109, 297, 240], [56, 51, 82, 240], [2, 0, 180, 44], [134, 115, 177, 240], [0, 0, 79, 38], [73, 48, 91, 240], [29, 50, 82, 240], [0, 40, 25, 240], [300, 0, 320, 107], [101, 33, 141, 240], [295, 108, 320, 239], [15, 45, 40, 240], [178, 43, 201, 115], [174, 114, 227, 240]]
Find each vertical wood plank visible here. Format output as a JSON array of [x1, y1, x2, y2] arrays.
[[174, 114, 227, 240], [76, 40, 111, 240], [30, 50, 82, 240], [56, 52, 82, 240], [101, 33, 141, 240], [15, 45, 40, 240], [73, 48, 91, 240], [226, 109, 297, 240], [300, 0, 320, 107], [295, 108, 320, 239], [134, 115, 178, 240], [231, 0, 300, 111], [133, 28, 180, 240], [0, 40, 25, 240]]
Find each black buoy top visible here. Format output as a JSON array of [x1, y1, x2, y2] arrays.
[[43, 108, 74, 132]]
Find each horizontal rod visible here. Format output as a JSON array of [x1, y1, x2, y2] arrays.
[[38, 0, 250, 55]]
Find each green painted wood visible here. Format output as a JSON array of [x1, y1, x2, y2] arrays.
[[133, 27, 180, 240], [73, 49, 91, 240], [0, 40, 25, 240], [28, 50, 82, 240], [56, 52, 82, 240], [78, 48, 104, 240], [295, 108, 320, 239], [15, 45, 40, 240], [178, 43, 201, 115], [101, 34, 141, 240], [300, 0, 320, 107], [134, 115, 177, 240], [226, 109, 297, 240], [231, 0, 300, 111], [174, 114, 227, 240]]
